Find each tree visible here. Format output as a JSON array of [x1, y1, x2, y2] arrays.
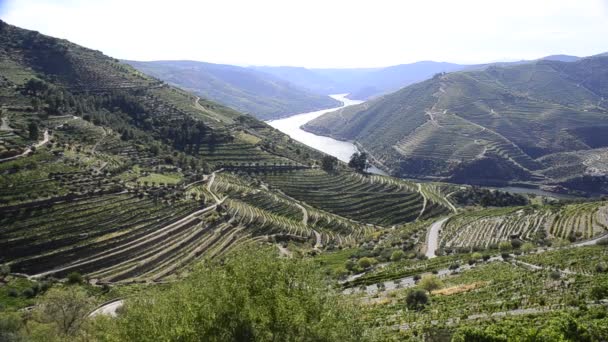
[[93, 248, 366, 341], [320, 155, 338, 172], [37, 287, 94, 336], [419, 274, 443, 293], [405, 289, 429, 310], [348, 152, 369, 173], [28, 121, 39, 140]]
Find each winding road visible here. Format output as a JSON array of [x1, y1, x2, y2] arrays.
[[425, 217, 449, 259], [89, 299, 124, 318]]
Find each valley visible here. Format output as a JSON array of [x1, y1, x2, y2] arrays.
[[1, 17, 608, 342]]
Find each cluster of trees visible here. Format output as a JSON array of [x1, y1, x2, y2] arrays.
[[93, 248, 367, 341], [348, 152, 369, 173], [452, 186, 529, 207]]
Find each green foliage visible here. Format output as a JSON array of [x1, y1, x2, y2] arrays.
[[67, 272, 83, 285], [419, 274, 443, 292], [405, 289, 429, 311], [320, 155, 338, 172], [357, 257, 378, 270], [93, 248, 366, 341], [348, 152, 369, 173]]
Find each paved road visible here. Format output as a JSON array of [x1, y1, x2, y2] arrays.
[[425, 217, 449, 259], [89, 299, 124, 318]]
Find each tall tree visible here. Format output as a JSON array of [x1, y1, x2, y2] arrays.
[[348, 152, 369, 173]]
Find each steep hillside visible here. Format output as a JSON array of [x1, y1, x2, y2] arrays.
[[124, 60, 340, 120], [0, 20, 452, 282], [304, 57, 608, 193]]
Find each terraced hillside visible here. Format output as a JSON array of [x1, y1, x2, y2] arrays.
[[0, 20, 454, 283], [304, 56, 608, 193], [438, 201, 608, 250], [125, 60, 340, 120]]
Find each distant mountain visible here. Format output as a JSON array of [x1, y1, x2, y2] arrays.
[[540, 54, 581, 62], [338, 61, 467, 100], [125, 60, 340, 120], [304, 55, 608, 192], [249, 65, 344, 95], [252, 62, 467, 100]]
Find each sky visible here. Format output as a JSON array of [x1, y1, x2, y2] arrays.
[[1, 0, 607, 68]]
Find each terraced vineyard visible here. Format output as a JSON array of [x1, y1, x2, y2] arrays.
[[262, 169, 451, 226], [439, 201, 608, 249]]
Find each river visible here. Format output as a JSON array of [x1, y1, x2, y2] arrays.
[[267, 94, 387, 175]]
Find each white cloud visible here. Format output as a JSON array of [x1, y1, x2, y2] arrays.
[[1, 0, 607, 67]]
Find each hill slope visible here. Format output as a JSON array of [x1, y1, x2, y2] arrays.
[[304, 57, 608, 193], [0, 20, 452, 282], [124, 60, 340, 120]]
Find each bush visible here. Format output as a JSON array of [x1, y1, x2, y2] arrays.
[[22, 288, 35, 298], [419, 275, 443, 293], [499, 241, 512, 251], [67, 272, 83, 285], [521, 242, 535, 254], [482, 254, 491, 261], [0, 264, 9, 278], [405, 289, 429, 311], [501, 252, 511, 260], [549, 271, 561, 280], [357, 257, 378, 270], [390, 250, 405, 261], [591, 284, 608, 301]]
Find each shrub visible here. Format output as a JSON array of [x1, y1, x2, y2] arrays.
[[419, 275, 443, 293], [521, 242, 535, 254], [501, 252, 511, 260], [510, 239, 523, 249], [390, 250, 405, 261], [67, 272, 83, 285], [499, 241, 512, 251], [357, 257, 378, 270], [22, 288, 35, 298], [482, 254, 491, 261], [0, 264, 9, 278], [549, 271, 561, 280], [591, 284, 608, 301], [405, 289, 429, 311]]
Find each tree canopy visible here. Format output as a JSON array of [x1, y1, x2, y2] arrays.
[[93, 247, 367, 341], [348, 152, 369, 173]]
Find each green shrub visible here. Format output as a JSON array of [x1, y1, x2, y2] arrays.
[[67, 272, 83, 285], [405, 289, 429, 311]]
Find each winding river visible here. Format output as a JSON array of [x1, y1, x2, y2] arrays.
[[267, 94, 387, 175]]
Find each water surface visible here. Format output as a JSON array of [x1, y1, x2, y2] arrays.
[[267, 94, 387, 175]]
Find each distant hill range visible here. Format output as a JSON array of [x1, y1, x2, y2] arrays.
[[251, 55, 588, 101], [303, 55, 608, 194], [125, 60, 341, 120]]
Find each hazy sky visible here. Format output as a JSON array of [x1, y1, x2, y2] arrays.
[[1, 0, 607, 68]]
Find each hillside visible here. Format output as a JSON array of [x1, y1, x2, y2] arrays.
[[0, 20, 452, 283], [253, 62, 467, 100], [124, 60, 340, 120], [304, 56, 608, 193]]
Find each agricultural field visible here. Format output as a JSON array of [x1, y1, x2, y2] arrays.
[[438, 201, 608, 250]]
